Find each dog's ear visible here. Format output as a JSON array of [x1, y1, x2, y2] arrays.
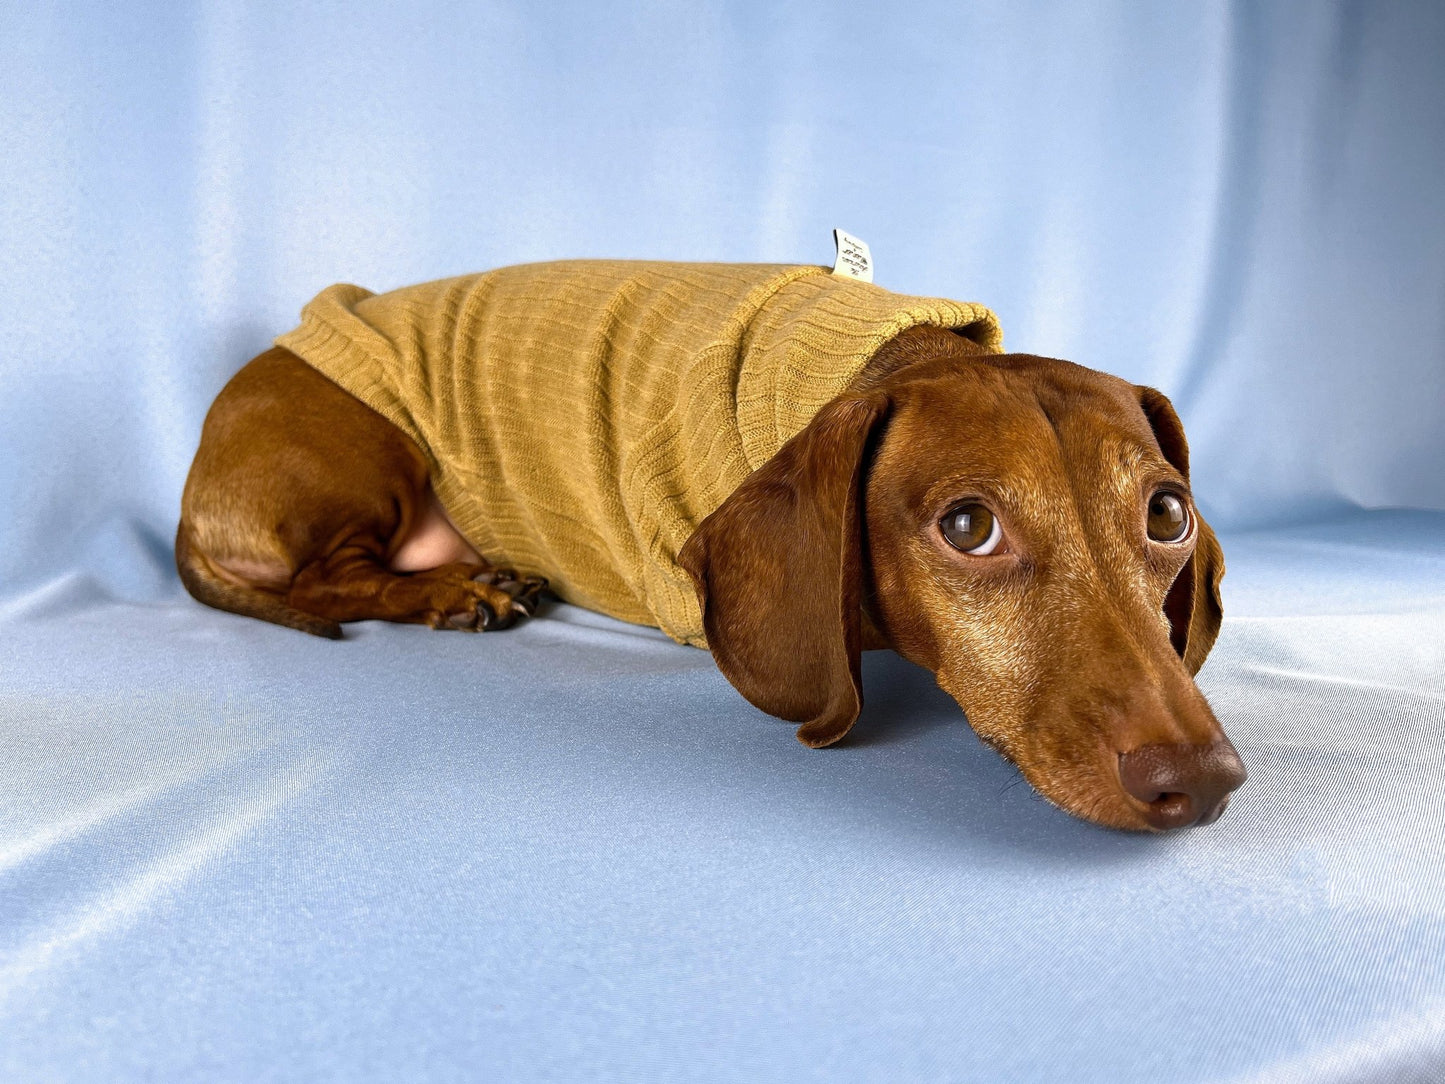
[[1137, 386, 1224, 674], [678, 394, 890, 748]]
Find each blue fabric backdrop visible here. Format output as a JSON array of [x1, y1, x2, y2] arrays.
[[2, 2, 1443, 1081], [3, 0, 1445, 598]]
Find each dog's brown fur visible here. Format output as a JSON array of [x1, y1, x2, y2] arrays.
[[179, 326, 1242, 831]]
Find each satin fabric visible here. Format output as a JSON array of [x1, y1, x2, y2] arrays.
[[3, 1, 1443, 1079], [2, 513, 1443, 1081]]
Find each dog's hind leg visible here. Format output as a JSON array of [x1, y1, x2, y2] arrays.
[[177, 346, 543, 636], [287, 550, 543, 631]]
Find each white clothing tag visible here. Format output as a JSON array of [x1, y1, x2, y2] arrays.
[[831, 228, 873, 283]]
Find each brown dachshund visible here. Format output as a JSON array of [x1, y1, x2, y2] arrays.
[[179, 311, 1244, 832]]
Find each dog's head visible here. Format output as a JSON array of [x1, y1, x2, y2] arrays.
[[679, 345, 1244, 831]]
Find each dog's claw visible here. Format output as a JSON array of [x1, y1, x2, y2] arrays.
[[476, 600, 497, 630], [508, 575, 547, 616]]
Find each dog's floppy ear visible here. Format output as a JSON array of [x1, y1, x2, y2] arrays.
[[1137, 386, 1225, 674], [678, 394, 890, 748]]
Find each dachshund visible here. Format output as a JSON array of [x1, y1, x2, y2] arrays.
[[177, 271, 1245, 833]]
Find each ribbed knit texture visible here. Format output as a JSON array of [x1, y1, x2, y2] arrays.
[[276, 260, 1002, 645]]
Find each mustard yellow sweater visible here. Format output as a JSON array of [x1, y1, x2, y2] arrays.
[[276, 260, 1002, 645]]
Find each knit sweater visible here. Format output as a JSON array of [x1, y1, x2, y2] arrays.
[[276, 260, 1002, 646]]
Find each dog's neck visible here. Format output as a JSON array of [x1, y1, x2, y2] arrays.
[[851, 324, 997, 392]]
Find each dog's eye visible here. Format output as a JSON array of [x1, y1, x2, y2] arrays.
[[941, 504, 1004, 555], [1146, 491, 1190, 543]]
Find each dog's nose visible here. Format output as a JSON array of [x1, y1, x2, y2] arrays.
[[1117, 739, 1247, 830]]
